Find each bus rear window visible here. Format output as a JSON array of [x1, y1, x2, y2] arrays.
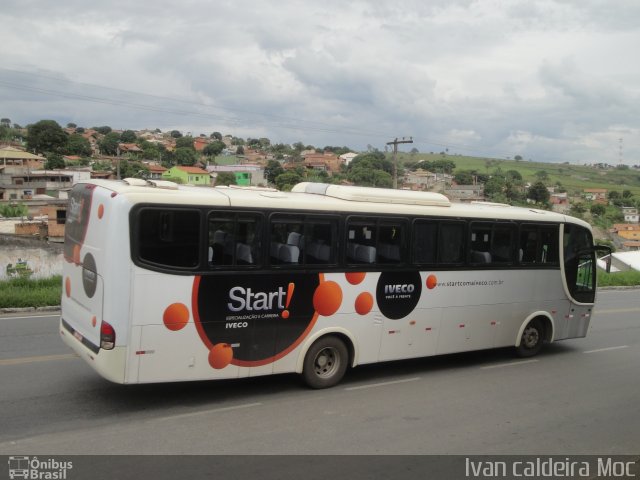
[[138, 209, 201, 268]]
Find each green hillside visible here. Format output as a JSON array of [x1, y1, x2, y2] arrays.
[[394, 152, 640, 196]]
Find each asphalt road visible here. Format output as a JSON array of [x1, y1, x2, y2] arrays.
[[1, 289, 639, 456]]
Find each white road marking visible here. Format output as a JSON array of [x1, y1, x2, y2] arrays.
[[583, 345, 629, 354], [0, 353, 78, 366], [480, 359, 539, 370], [153, 402, 263, 422], [344, 377, 421, 391]]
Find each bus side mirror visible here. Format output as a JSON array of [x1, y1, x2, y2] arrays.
[[594, 245, 612, 273]]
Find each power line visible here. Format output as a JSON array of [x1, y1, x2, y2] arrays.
[[0, 67, 523, 159]]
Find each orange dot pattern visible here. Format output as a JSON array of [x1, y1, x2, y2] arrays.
[[345, 272, 366, 285], [97, 204, 105, 219], [163, 303, 190, 331], [355, 292, 374, 315], [426, 274, 438, 290], [209, 343, 233, 369], [65, 277, 71, 298], [312, 281, 343, 316]]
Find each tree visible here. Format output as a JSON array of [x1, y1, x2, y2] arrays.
[[170, 130, 183, 138], [1, 118, 11, 128], [174, 147, 197, 166], [275, 172, 304, 191], [484, 176, 506, 199], [203, 140, 225, 157], [454, 170, 475, 185], [211, 131, 222, 140], [590, 204, 606, 216], [45, 153, 66, 170], [215, 172, 237, 186], [93, 126, 112, 135], [120, 130, 137, 143], [264, 160, 285, 185], [26, 120, 68, 154], [99, 132, 120, 155], [528, 181, 550, 204], [175, 136, 195, 150], [66, 122, 77, 129], [66, 134, 93, 157], [534, 170, 549, 182]]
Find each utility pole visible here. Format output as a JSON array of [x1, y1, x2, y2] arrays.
[[386, 137, 413, 189]]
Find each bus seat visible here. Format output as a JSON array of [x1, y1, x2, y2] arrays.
[[378, 243, 400, 262], [355, 245, 376, 264], [236, 243, 253, 265], [316, 244, 331, 262], [278, 244, 300, 263], [471, 250, 491, 263], [287, 232, 302, 246]]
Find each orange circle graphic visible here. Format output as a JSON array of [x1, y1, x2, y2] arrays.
[[97, 204, 105, 219], [426, 274, 438, 290], [209, 343, 233, 369], [73, 245, 81, 265], [91, 315, 97, 327], [65, 277, 71, 297], [162, 303, 190, 331], [313, 281, 343, 316], [355, 292, 374, 315], [345, 272, 366, 285]]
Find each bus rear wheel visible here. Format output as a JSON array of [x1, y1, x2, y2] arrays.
[[516, 319, 544, 357], [302, 336, 348, 389]]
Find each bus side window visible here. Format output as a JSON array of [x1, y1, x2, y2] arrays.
[[412, 220, 438, 265], [346, 219, 377, 264], [377, 222, 405, 264], [269, 219, 302, 265], [139, 209, 201, 269], [519, 225, 559, 265], [305, 220, 336, 265], [438, 222, 465, 264], [209, 213, 261, 267]]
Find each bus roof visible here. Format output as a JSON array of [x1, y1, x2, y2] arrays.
[[81, 179, 589, 227]]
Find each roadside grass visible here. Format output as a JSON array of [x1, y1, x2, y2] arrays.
[[597, 269, 640, 287], [0, 275, 62, 308]]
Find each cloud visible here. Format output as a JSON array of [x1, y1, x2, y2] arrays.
[[1, 0, 639, 163]]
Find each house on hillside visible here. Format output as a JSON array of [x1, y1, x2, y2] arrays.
[[303, 152, 342, 174], [611, 223, 640, 241], [622, 206, 639, 223], [584, 188, 608, 204], [444, 184, 484, 202], [162, 166, 211, 185], [207, 165, 265, 186]]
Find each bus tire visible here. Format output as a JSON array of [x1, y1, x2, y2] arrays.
[[302, 336, 348, 389], [516, 318, 545, 357]]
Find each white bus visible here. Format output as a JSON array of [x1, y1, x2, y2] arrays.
[[59, 180, 610, 388]]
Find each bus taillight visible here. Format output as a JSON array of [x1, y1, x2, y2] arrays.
[[100, 320, 116, 350]]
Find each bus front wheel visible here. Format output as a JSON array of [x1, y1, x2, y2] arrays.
[[302, 336, 348, 389], [516, 319, 544, 357]]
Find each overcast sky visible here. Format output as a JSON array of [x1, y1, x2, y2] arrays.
[[1, 0, 639, 164]]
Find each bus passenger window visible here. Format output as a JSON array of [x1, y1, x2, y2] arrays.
[[377, 223, 404, 264], [438, 222, 465, 264], [413, 221, 438, 264], [304, 221, 336, 265], [269, 220, 302, 265], [519, 225, 559, 265], [346, 220, 377, 264], [209, 213, 261, 267], [139, 209, 201, 269]]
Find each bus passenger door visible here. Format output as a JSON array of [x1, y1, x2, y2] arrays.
[[562, 225, 597, 339]]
